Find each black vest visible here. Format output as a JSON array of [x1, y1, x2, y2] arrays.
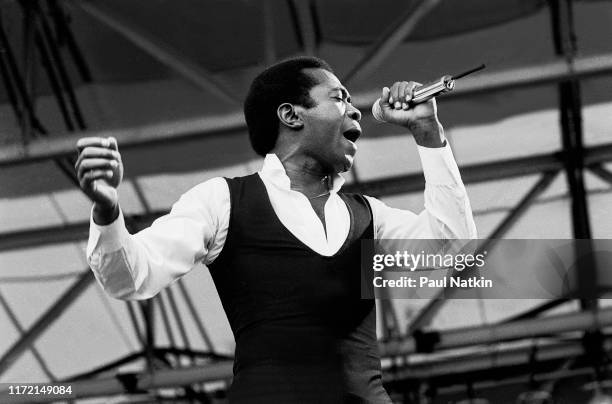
[[208, 174, 390, 403]]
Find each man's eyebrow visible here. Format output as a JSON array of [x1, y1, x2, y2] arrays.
[[330, 87, 351, 99]]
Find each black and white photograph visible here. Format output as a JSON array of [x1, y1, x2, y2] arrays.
[[1, 0, 612, 402]]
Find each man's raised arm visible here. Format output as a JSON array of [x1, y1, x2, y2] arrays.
[[365, 81, 477, 240], [75, 137, 228, 300]]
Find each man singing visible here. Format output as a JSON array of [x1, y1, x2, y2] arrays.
[[76, 57, 476, 403]]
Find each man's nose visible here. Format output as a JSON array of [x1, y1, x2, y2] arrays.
[[347, 104, 362, 122]]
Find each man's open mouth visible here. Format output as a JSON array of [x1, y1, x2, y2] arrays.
[[343, 127, 362, 143]]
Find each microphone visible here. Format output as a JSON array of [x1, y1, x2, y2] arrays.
[[371, 75, 454, 122], [371, 64, 486, 122]]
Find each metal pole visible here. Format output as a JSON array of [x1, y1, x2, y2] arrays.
[[126, 300, 145, 347], [0, 11, 47, 135], [19, 0, 35, 143], [262, 0, 276, 65], [165, 287, 191, 350], [139, 300, 156, 374], [156, 293, 177, 350], [0, 22, 23, 122], [288, 0, 317, 55], [46, 0, 93, 82], [549, 0, 596, 311], [550, 0, 591, 240], [32, 0, 86, 130]]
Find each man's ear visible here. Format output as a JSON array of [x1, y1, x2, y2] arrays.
[[277, 103, 304, 130]]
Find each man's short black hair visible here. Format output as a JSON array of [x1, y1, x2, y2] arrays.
[[244, 56, 334, 156]]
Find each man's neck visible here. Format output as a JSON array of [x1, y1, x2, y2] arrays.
[[277, 154, 332, 198]]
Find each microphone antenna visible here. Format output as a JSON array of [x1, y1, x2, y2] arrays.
[[451, 63, 486, 81]]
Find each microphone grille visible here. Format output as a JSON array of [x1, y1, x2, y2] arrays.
[[371, 98, 385, 122]]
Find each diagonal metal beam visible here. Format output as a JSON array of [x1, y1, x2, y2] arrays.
[[407, 170, 560, 333], [289, 0, 317, 55], [486, 170, 560, 240], [262, 0, 276, 65], [47, 0, 93, 82], [0, 270, 94, 377], [3, 51, 612, 167], [19, 0, 36, 143], [71, 0, 239, 105], [126, 300, 145, 347], [165, 287, 190, 350], [30, 0, 86, 131], [157, 293, 177, 349], [342, 0, 442, 85], [588, 164, 612, 186], [0, 291, 56, 381], [501, 298, 571, 323]]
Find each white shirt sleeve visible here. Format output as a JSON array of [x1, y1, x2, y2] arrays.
[[365, 144, 477, 240], [86, 177, 230, 300]]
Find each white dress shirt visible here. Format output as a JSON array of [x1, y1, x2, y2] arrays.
[[87, 144, 476, 300]]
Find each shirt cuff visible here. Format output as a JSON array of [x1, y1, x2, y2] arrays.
[[417, 143, 463, 185], [87, 206, 129, 256]]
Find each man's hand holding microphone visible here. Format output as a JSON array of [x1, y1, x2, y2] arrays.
[[372, 65, 486, 147], [75, 137, 123, 225], [372, 80, 446, 148]]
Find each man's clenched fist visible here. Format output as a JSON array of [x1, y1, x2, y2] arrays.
[[75, 136, 123, 224], [376, 81, 446, 148]]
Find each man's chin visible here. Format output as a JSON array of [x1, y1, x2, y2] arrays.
[[340, 154, 354, 173]]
